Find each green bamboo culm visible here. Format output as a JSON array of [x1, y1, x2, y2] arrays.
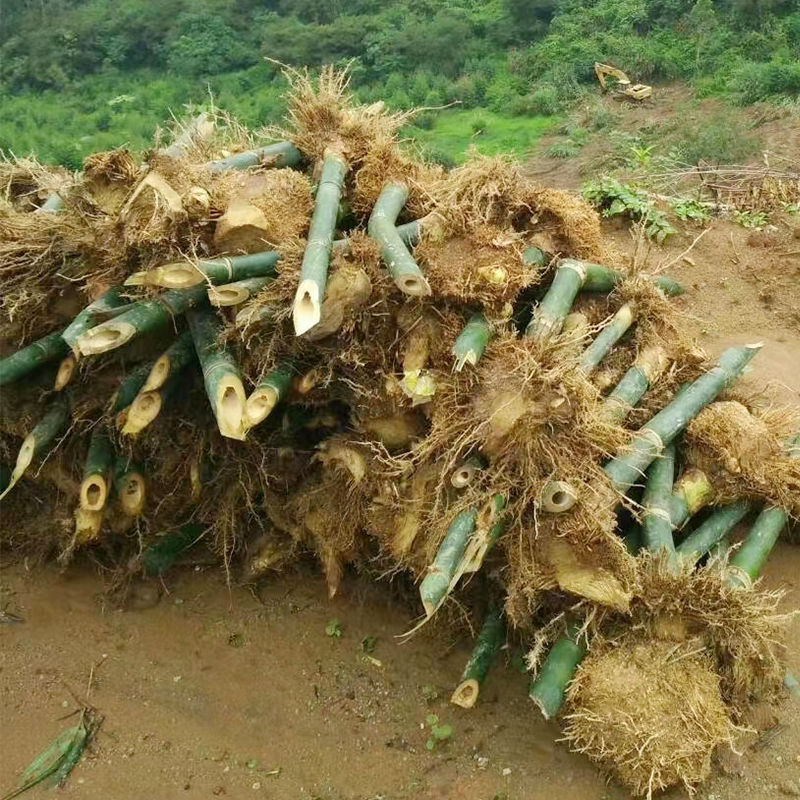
[[187, 306, 247, 440], [603, 345, 669, 423], [368, 181, 432, 299], [206, 141, 303, 173], [604, 344, 761, 495], [61, 287, 129, 354], [452, 314, 492, 371], [141, 524, 204, 577], [641, 443, 678, 555], [0, 395, 70, 501], [451, 608, 505, 708], [581, 263, 684, 296], [528, 622, 587, 720], [526, 259, 587, 340], [676, 500, 752, 564], [293, 149, 349, 336], [141, 330, 195, 393], [79, 426, 114, 511], [77, 284, 208, 356], [244, 362, 294, 429], [419, 508, 478, 616], [208, 276, 273, 307], [579, 303, 636, 375], [0, 331, 69, 387]]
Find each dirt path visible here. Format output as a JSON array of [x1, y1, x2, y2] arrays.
[[1, 214, 799, 799]]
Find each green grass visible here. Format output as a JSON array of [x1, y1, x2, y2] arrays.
[[405, 109, 559, 166]]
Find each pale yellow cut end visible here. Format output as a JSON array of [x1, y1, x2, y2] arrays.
[[244, 387, 279, 427], [216, 379, 246, 440], [77, 322, 136, 355], [209, 285, 249, 307], [142, 355, 171, 393], [451, 678, 480, 709], [54, 354, 77, 391], [542, 480, 579, 513], [158, 264, 205, 289], [80, 475, 108, 511], [0, 435, 36, 500], [451, 464, 477, 489], [396, 273, 432, 297], [119, 473, 146, 517], [293, 280, 322, 336], [121, 391, 162, 436]]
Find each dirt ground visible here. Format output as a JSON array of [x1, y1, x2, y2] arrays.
[[2, 114, 800, 799]]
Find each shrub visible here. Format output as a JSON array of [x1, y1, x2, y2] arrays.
[[528, 85, 561, 116]]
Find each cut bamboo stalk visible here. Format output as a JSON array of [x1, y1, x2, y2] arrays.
[[676, 501, 752, 563], [456, 495, 507, 577], [541, 480, 579, 513], [293, 149, 349, 335], [641, 443, 677, 554], [368, 181, 432, 299], [529, 622, 587, 720], [141, 331, 195, 393], [161, 111, 214, 158], [522, 246, 548, 268], [207, 141, 303, 173], [602, 345, 670, 422], [74, 507, 103, 545], [187, 307, 246, 440], [111, 360, 158, 417], [579, 303, 636, 375], [669, 468, 715, 529], [77, 284, 208, 356], [0, 331, 68, 387], [526, 259, 587, 339], [419, 508, 478, 616], [79, 426, 113, 511], [54, 354, 77, 391], [141, 524, 204, 577], [244, 363, 294, 429], [582, 263, 684, 296], [128, 251, 280, 290], [604, 344, 761, 494], [450, 455, 487, 489], [452, 314, 492, 371], [451, 608, 505, 708], [0, 395, 70, 501], [113, 457, 146, 517], [61, 287, 129, 355], [121, 370, 182, 436], [208, 276, 272, 307]]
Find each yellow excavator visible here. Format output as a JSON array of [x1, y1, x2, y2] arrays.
[[594, 63, 652, 101]]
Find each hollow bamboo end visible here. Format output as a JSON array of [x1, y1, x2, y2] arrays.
[[119, 473, 146, 517], [244, 387, 279, 427], [209, 285, 249, 307], [529, 691, 554, 721], [80, 474, 109, 511], [0, 435, 36, 500], [77, 322, 136, 356], [293, 280, 322, 336], [451, 465, 477, 489], [142, 356, 171, 393], [124, 271, 147, 286], [395, 273, 432, 297], [122, 391, 162, 436], [157, 264, 205, 289], [451, 679, 480, 709], [215, 378, 247, 440], [541, 481, 579, 514], [54, 354, 77, 391]]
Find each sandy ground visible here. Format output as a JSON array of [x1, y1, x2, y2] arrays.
[[1, 136, 800, 799]]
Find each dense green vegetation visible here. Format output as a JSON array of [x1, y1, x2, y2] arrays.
[[1, 1, 798, 165]]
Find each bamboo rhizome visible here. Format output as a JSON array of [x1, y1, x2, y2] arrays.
[[0, 331, 69, 387], [602, 345, 670, 423], [79, 425, 114, 511], [676, 500, 751, 564], [528, 622, 587, 720], [207, 141, 303, 173], [244, 362, 294, 429], [579, 303, 636, 375], [451, 608, 505, 708], [187, 307, 247, 440], [641, 443, 677, 555], [526, 259, 587, 340], [368, 182, 432, 299], [293, 148, 349, 336]]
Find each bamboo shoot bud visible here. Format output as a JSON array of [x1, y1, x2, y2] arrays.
[[141, 331, 195, 393], [114, 457, 146, 517], [452, 314, 492, 371], [676, 501, 751, 563], [529, 623, 587, 720], [293, 149, 349, 335], [451, 609, 505, 708], [77, 285, 208, 356], [526, 259, 587, 339], [187, 307, 246, 440], [208, 276, 272, 307], [604, 344, 761, 495], [79, 426, 113, 511], [0, 395, 70, 500], [419, 509, 478, 616], [244, 363, 293, 429], [0, 331, 69, 387], [207, 141, 303, 173], [579, 303, 636, 375]]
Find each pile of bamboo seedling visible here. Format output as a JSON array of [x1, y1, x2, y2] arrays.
[[1, 67, 798, 797]]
